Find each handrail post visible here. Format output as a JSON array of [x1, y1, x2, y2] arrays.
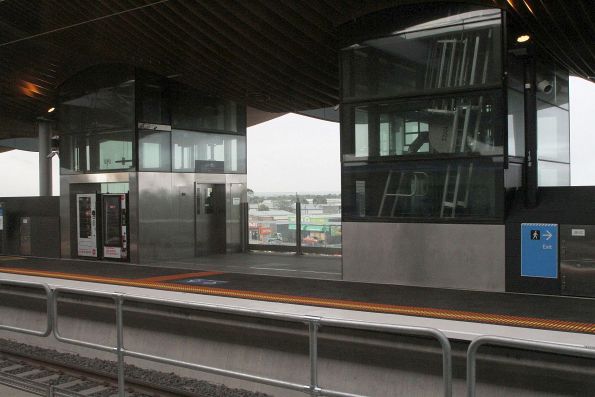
[[115, 295, 125, 397], [308, 319, 320, 396], [467, 339, 480, 397]]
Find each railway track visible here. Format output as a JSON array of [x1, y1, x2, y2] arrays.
[[0, 341, 271, 397], [0, 351, 165, 397]]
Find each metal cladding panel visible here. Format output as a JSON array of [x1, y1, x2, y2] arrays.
[[560, 225, 595, 298], [137, 172, 185, 263], [342, 222, 505, 291]]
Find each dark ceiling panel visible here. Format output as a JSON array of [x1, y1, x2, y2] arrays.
[[0, 0, 592, 139]]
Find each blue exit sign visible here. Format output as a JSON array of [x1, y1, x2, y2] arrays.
[[521, 223, 558, 278]]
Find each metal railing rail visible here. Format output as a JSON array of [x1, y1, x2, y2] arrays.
[[467, 335, 595, 397], [0, 280, 62, 396], [51, 286, 453, 397], [0, 279, 52, 337]]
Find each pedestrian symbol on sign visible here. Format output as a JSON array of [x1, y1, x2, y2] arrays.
[[531, 230, 540, 240]]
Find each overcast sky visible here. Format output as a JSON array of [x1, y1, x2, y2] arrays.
[[0, 77, 593, 196]]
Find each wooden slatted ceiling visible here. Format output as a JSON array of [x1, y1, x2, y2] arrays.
[[0, 0, 593, 139]]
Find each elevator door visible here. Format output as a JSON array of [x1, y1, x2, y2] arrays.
[[195, 183, 226, 256]]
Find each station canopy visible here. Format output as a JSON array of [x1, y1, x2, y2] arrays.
[[0, 0, 593, 143]]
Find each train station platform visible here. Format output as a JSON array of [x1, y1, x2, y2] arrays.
[[1, 255, 595, 337]]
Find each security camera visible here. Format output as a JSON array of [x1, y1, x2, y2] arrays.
[[537, 80, 553, 94]]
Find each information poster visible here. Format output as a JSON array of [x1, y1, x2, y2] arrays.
[[76, 194, 97, 257], [103, 194, 127, 260]]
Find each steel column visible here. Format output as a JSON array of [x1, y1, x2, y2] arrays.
[[523, 48, 538, 208], [38, 121, 52, 197]]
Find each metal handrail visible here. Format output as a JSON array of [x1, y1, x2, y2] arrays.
[[0, 279, 52, 337], [467, 335, 595, 397], [52, 286, 454, 397]]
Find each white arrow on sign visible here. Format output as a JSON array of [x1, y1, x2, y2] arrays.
[[544, 230, 553, 240]]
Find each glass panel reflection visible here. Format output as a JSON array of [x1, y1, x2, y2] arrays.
[[342, 12, 501, 100], [172, 130, 246, 173], [139, 130, 171, 171], [342, 158, 502, 219], [538, 161, 570, 187], [172, 88, 238, 133], [58, 65, 134, 134], [347, 93, 502, 159], [537, 100, 570, 163], [61, 131, 134, 173]]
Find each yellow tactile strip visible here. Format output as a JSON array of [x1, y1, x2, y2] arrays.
[[1, 266, 594, 334]]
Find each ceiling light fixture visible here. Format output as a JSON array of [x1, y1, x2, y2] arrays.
[[47, 107, 55, 113], [516, 34, 530, 43]]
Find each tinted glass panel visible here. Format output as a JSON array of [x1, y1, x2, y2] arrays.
[[172, 130, 246, 173], [342, 13, 501, 100], [346, 92, 503, 159], [342, 158, 502, 220], [139, 130, 171, 171], [139, 82, 169, 124], [172, 88, 238, 133], [58, 65, 134, 134]]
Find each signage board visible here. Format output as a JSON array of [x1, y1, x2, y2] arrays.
[[0, 207, 4, 231], [76, 194, 97, 257], [521, 223, 558, 278]]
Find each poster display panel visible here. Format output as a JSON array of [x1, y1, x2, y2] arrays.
[[103, 194, 128, 260], [76, 194, 98, 257]]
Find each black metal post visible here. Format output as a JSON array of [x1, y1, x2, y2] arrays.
[[523, 47, 538, 208], [295, 201, 302, 255], [240, 202, 249, 253], [0, 202, 4, 254]]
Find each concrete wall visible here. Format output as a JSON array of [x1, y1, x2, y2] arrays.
[[0, 197, 60, 258], [342, 222, 506, 292]]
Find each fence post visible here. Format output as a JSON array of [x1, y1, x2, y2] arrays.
[[240, 202, 249, 252], [47, 384, 55, 397], [296, 201, 302, 255], [308, 319, 320, 396], [115, 295, 125, 397]]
